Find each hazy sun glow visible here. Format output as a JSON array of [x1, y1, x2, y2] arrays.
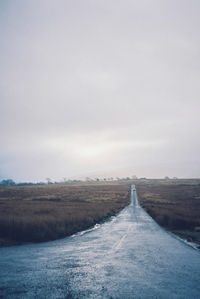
[[45, 136, 167, 161], [1, 0, 200, 181]]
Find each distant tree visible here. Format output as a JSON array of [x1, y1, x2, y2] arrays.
[[0, 179, 16, 186], [46, 178, 52, 184], [85, 177, 92, 182], [17, 182, 34, 186]]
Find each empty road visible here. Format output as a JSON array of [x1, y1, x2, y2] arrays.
[[0, 185, 200, 298]]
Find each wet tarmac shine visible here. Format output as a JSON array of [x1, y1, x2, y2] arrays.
[[0, 185, 200, 298]]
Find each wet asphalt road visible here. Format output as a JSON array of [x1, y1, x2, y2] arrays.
[[0, 185, 200, 298]]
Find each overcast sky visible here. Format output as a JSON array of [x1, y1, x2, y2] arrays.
[[1, 0, 200, 182]]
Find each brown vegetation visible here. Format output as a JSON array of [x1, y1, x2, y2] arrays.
[[136, 179, 200, 247], [0, 183, 130, 246]]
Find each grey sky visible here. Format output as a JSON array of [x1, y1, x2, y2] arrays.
[[1, 0, 200, 181]]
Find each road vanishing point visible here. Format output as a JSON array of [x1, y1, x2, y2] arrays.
[[0, 185, 200, 298]]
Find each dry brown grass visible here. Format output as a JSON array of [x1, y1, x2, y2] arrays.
[[0, 183, 130, 246], [136, 179, 200, 246]]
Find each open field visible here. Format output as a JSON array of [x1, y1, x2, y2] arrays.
[[0, 183, 130, 246], [2, 178, 200, 248], [136, 179, 200, 247]]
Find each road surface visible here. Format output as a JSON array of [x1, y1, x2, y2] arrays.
[[0, 185, 200, 298]]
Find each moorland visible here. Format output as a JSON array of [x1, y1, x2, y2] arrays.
[[1, 178, 200, 248], [136, 179, 200, 247], [0, 182, 130, 246]]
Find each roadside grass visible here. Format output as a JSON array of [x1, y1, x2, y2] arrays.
[[136, 180, 200, 247], [0, 183, 130, 246]]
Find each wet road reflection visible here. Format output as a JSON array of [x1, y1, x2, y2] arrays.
[[0, 185, 200, 298]]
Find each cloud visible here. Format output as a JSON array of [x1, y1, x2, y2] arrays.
[[0, 0, 200, 181]]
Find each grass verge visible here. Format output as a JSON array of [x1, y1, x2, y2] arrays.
[[0, 183, 130, 246], [136, 179, 200, 248]]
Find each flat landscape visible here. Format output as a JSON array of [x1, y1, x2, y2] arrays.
[[136, 179, 200, 247], [0, 182, 130, 247], [1, 179, 200, 249]]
